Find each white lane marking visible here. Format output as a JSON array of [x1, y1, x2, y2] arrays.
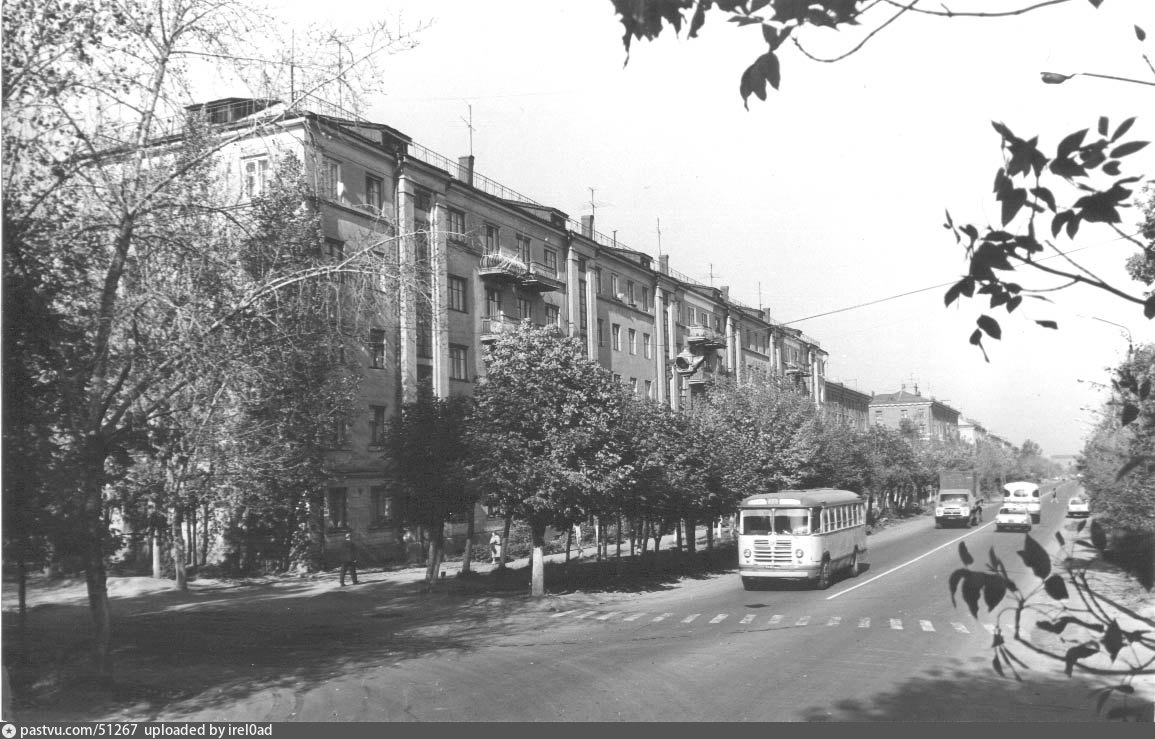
[[550, 610, 577, 619], [826, 522, 994, 600], [890, 619, 904, 630], [827, 616, 842, 626], [768, 614, 783, 626], [622, 613, 645, 622], [858, 617, 870, 628], [740, 614, 756, 624], [952, 622, 969, 634], [709, 614, 729, 624], [795, 615, 811, 626], [595, 611, 620, 621], [920, 620, 935, 632], [573, 611, 595, 620], [681, 613, 701, 624], [652, 613, 672, 622]]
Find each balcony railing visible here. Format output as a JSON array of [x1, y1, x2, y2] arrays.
[[686, 324, 726, 349], [520, 261, 564, 292], [479, 315, 524, 343], [479, 252, 528, 282]]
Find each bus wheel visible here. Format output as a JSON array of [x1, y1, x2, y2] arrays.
[[849, 549, 860, 578], [816, 560, 831, 590]]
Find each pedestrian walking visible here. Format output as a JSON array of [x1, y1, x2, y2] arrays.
[[489, 531, 502, 565], [340, 533, 358, 586]]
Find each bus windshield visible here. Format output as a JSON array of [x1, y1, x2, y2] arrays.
[[742, 508, 815, 536]]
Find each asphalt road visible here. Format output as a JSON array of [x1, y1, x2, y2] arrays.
[[140, 481, 1131, 722]]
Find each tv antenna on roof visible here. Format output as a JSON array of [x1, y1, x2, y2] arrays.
[[461, 103, 475, 157]]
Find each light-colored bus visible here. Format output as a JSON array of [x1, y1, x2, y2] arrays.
[[737, 489, 868, 591], [1003, 481, 1041, 523]]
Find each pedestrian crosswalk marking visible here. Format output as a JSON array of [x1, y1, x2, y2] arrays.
[[652, 612, 672, 622], [681, 613, 701, 624], [596, 611, 620, 621], [768, 614, 783, 626], [740, 614, 756, 624], [574, 611, 595, 620], [952, 622, 969, 634], [858, 617, 870, 628], [551, 610, 577, 619], [622, 613, 645, 622], [890, 619, 903, 630], [794, 616, 811, 626], [827, 616, 841, 626], [709, 614, 729, 624], [919, 620, 935, 632]]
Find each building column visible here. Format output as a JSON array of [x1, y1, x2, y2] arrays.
[[430, 201, 450, 399], [667, 300, 680, 412], [566, 246, 581, 340], [725, 314, 737, 383], [585, 263, 598, 361], [654, 288, 667, 406], [397, 173, 418, 405]]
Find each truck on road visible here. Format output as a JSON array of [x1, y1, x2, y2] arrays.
[[935, 469, 982, 528]]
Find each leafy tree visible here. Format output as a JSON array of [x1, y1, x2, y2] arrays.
[[2, 0, 415, 679], [948, 530, 1154, 721], [385, 390, 474, 584], [465, 323, 630, 596]]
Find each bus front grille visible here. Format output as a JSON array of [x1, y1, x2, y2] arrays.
[[752, 539, 794, 564]]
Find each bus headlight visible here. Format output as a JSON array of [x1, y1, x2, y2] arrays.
[[743, 549, 752, 559], [795, 549, 804, 559]]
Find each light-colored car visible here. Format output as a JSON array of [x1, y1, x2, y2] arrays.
[[995, 506, 1032, 532], [1066, 497, 1091, 518]]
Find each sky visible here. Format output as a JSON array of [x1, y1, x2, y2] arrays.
[[263, 0, 1155, 457]]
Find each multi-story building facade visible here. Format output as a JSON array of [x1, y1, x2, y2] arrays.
[[869, 386, 961, 441], [824, 381, 872, 432], [196, 97, 830, 565]]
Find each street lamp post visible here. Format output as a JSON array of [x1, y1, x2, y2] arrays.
[[1040, 71, 1155, 87]]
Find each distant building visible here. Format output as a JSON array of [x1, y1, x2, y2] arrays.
[[824, 380, 871, 431], [869, 385, 960, 441], [958, 416, 987, 445]]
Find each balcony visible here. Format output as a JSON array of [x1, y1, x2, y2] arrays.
[[480, 315, 524, 343], [685, 324, 726, 350], [519, 261, 565, 292], [478, 252, 527, 284]]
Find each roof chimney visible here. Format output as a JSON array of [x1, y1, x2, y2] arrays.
[[457, 155, 474, 187], [658, 254, 669, 275], [580, 215, 594, 238]]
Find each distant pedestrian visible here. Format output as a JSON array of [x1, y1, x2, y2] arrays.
[[489, 531, 502, 565], [340, 533, 358, 586]]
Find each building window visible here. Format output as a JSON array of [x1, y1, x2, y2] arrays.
[[630, 377, 638, 395], [449, 344, 469, 381], [611, 323, 621, 351], [516, 234, 531, 264], [325, 237, 344, 262], [369, 329, 386, 369], [243, 156, 269, 199], [370, 405, 386, 446], [447, 209, 466, 242], [320, 157, 341, 199], [416, 305, 432, 359], [579, 279, 588, 331], [612, 373, 621, 384], [364, 174, 383, 210], [518, 297, 532, 321], [644, 379, 653, 399], [371, 486, 393, 526], [414, 188, 432, 211], [448, 275, 468, 312], [330, 416, 348, 447], [595, 268, 603, 295], [641, 286, 650, 312], [578, 257, 587, 273], [627, 280, 635, 305], [597, 319, 605, 347], [485, 288, 500, 318], [643, 333, 652, 359], [484, 224, 498, 255], [545, 304, 560, 327], [610, 273, 620, 299], [628, 328, 637, 355], [327, 487, 348, 530], [544, 248, 558, 273]]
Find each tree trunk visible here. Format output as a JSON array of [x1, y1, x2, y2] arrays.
[[594, 517, 602, 562], [171, 505, 187, 591], [461, 507, 476, 575], [151, 527, 162, 579], [686, 515, 698, 554], [564, 526, 573, 563], [530, 521, 547, 597], [501, 516, 512, 569], [424, 523, 444, 584], [80, 453, 113, 681], [616, 516, 622, 560], [705, 521, 714, 551], [676, 519, 683, 552], [16, 556, 27, 662], [200, 499, 210, 567]]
